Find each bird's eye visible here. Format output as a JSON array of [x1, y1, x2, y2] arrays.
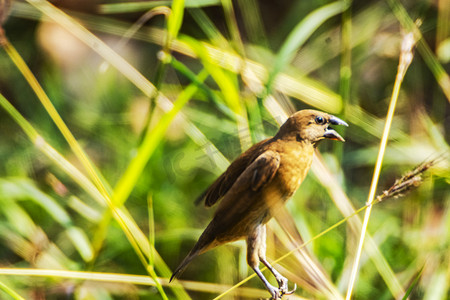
[[315, 116, 326, 125]]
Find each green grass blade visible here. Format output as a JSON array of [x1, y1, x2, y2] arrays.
[[387, 0, 450, 102], [167, 0, 185, 46], [221, 0, 244, 54], [401, 265, 424, 300], [0, 92, 39, 143], [339, 0, 352, 104], [0, 92, 186, 299], [100, 0, 221, 14], [169, 57, 234, 117], [0, 281, 25, 300], [0, 196, 37, 239], [0, 268, 274, 298], [112, 69, 207, 207], [237, 0, 268, 46], [4, 179, 94, 262], [12, 2, 343, 113], [147, 194, 155, 267], [265, 1, 348, 96], [21, 0, 228, 172], [16, 191, 94, 264], [181, 35, 241, 115], [179, 35, 253, 149], [189, 8, 228, 47], [145, 0, 185, 148], [3, 29, 113, 206]]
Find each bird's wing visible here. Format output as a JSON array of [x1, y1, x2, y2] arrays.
[[213, 150, 280, 220], [195, 139, 271, 207], [194, 172, 234, 207], [250, 150, 281, 191], [195, 162, 248, 207]]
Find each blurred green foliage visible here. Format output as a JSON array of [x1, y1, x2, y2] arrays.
[[0, 0, 448, 299]]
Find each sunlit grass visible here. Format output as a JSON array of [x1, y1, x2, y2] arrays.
[[0, 268, 274, 298], [345, 31, 417, 300], [0, 0, 448, 299]]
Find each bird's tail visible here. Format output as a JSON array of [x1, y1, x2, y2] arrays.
[[169, 248, 200, 282], [170, 222, 218, 282]]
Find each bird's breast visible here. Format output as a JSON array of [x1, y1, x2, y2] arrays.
[[273, 144, 314, 199]]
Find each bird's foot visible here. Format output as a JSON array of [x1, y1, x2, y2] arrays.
[[276, 276, 297, 296], [277, 276, 288, 294], [266, 284, 282, 300], [265, 282, 297, 299]]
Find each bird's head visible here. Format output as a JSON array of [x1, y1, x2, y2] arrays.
[[275, 109, 348, 145]]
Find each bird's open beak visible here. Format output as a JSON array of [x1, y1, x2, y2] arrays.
[[323, 115, 348, 142]]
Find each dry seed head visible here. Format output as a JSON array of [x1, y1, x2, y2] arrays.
[[376, 159, 436, 202], [397, 29, 418, 78]]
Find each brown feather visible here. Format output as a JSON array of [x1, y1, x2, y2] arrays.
[[196, 139, 271, 207], [171, 109, 348, 293]]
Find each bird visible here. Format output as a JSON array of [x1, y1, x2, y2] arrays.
[[170, 109, 348, 299]]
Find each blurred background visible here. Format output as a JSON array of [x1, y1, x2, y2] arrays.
[[0, 0, 448, 299]]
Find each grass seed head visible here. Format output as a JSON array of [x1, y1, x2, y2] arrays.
[[376, 159, 437, 202]]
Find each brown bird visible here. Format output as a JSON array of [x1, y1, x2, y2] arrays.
[[170, 109, 347, 299]]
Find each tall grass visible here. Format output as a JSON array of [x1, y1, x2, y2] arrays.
[[345, 31, 416, 300], [0, 0, 448, 299]]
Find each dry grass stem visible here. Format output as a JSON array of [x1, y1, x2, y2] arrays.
[[345, 31, 418, 300], [0, 2, 447, 299]]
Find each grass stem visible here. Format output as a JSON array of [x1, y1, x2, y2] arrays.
[[344, 32, 416, 300], [0, 280, 25, 300]]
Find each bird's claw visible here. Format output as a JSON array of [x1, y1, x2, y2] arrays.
[[277, 276, 288, 293], [266, 284, 282, 300], [267, 282, 297, 299], [283, 283, 297, 295], [277, 277, 296, 296]]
